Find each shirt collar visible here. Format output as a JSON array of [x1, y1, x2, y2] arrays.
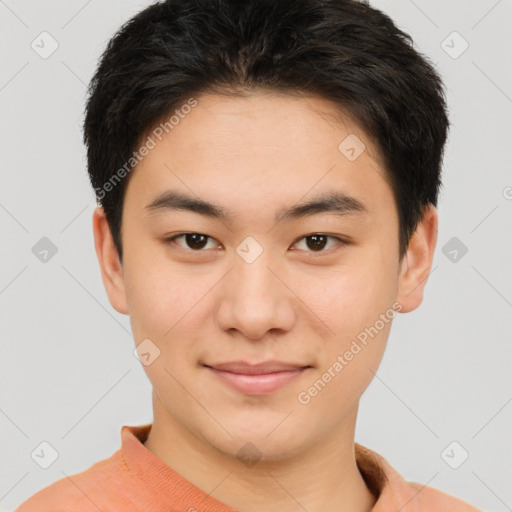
[[121, 424, 417, 511]]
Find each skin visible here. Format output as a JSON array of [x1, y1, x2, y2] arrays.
[[92, 91, 438, 512]]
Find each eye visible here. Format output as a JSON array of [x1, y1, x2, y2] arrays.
[[164, 232, 347, 254], [292, 234, 345, 253], [165, 233, 220, 251]]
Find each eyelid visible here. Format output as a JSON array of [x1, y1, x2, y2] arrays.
[[165, 233, 221, 251], [291, 233, 347, 254], [164, 232, 348, 253]]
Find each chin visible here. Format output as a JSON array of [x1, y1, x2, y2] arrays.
[[210, 421, 309, 463]]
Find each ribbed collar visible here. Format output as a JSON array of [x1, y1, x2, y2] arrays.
[[120, 423, 419, 511]]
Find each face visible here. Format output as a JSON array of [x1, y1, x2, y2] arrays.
[[93, 91, 437, 461]]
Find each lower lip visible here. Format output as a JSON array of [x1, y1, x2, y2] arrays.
[[206, 367, 307, 395]]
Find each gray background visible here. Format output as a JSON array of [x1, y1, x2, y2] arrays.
[[1, 1, 511, 511]]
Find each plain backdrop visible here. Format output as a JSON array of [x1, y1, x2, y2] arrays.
[[1, 1, 511, 511]]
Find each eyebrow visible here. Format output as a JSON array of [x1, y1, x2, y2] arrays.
[[145, 189, 369, 223]]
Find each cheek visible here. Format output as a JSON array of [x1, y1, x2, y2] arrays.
[[299, 301, 393, 416], [124, 260, 194, 342], [125, 265, 205, 391], [301, 259, 396, 328], [299, 254, 397, 382]]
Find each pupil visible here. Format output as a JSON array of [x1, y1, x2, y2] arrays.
[[308, 234, 326, 251], [184, 234, 327, 251], [187, 233, 207, 250]]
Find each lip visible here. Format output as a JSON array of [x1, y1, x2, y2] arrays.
[[204, 361, 311, 395]]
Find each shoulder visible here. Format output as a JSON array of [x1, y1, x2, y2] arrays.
[[355, 443, 483, 512], [14, 449, 131, 512], [406, 481, 483, 512]]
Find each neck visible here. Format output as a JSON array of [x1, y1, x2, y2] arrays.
[[144, 392, 376, 512]]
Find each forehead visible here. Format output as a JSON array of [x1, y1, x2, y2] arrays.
[[124, 92, 393, 221]]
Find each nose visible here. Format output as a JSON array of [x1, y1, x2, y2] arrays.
[[214, 250, 297, 340]]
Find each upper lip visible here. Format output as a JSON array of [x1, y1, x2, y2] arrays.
[[204, 361, 310, 375]]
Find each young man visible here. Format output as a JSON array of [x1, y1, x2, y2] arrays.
[[15, 0, 482, 511]]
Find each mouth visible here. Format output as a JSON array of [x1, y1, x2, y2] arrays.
[[203, 361, 312, 395]]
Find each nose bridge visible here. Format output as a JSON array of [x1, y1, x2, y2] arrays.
[[232, 240, 279, 304], [215, 237, 296, 338]]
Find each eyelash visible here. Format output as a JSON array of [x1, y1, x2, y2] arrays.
[[163, 233, 348, 255]]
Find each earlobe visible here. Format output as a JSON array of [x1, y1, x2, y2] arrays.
[[397, 205, 438, 313], [92, 206, 129, 315]]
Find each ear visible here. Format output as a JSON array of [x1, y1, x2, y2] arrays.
[[396, 204, 438, 313], [92, 206, 129, 315]]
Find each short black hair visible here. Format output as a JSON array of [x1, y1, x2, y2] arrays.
[[83, 0, 449, 263]]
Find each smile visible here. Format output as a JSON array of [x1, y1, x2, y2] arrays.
[[204, 363, 310, 395]]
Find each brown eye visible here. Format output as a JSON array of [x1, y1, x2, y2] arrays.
[[292, 234, 345, 253], [305, 234, 328, 251], [166, 233, 218, 251]]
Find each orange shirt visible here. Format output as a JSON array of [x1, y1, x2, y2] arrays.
[[15, 424, 482, 512]]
